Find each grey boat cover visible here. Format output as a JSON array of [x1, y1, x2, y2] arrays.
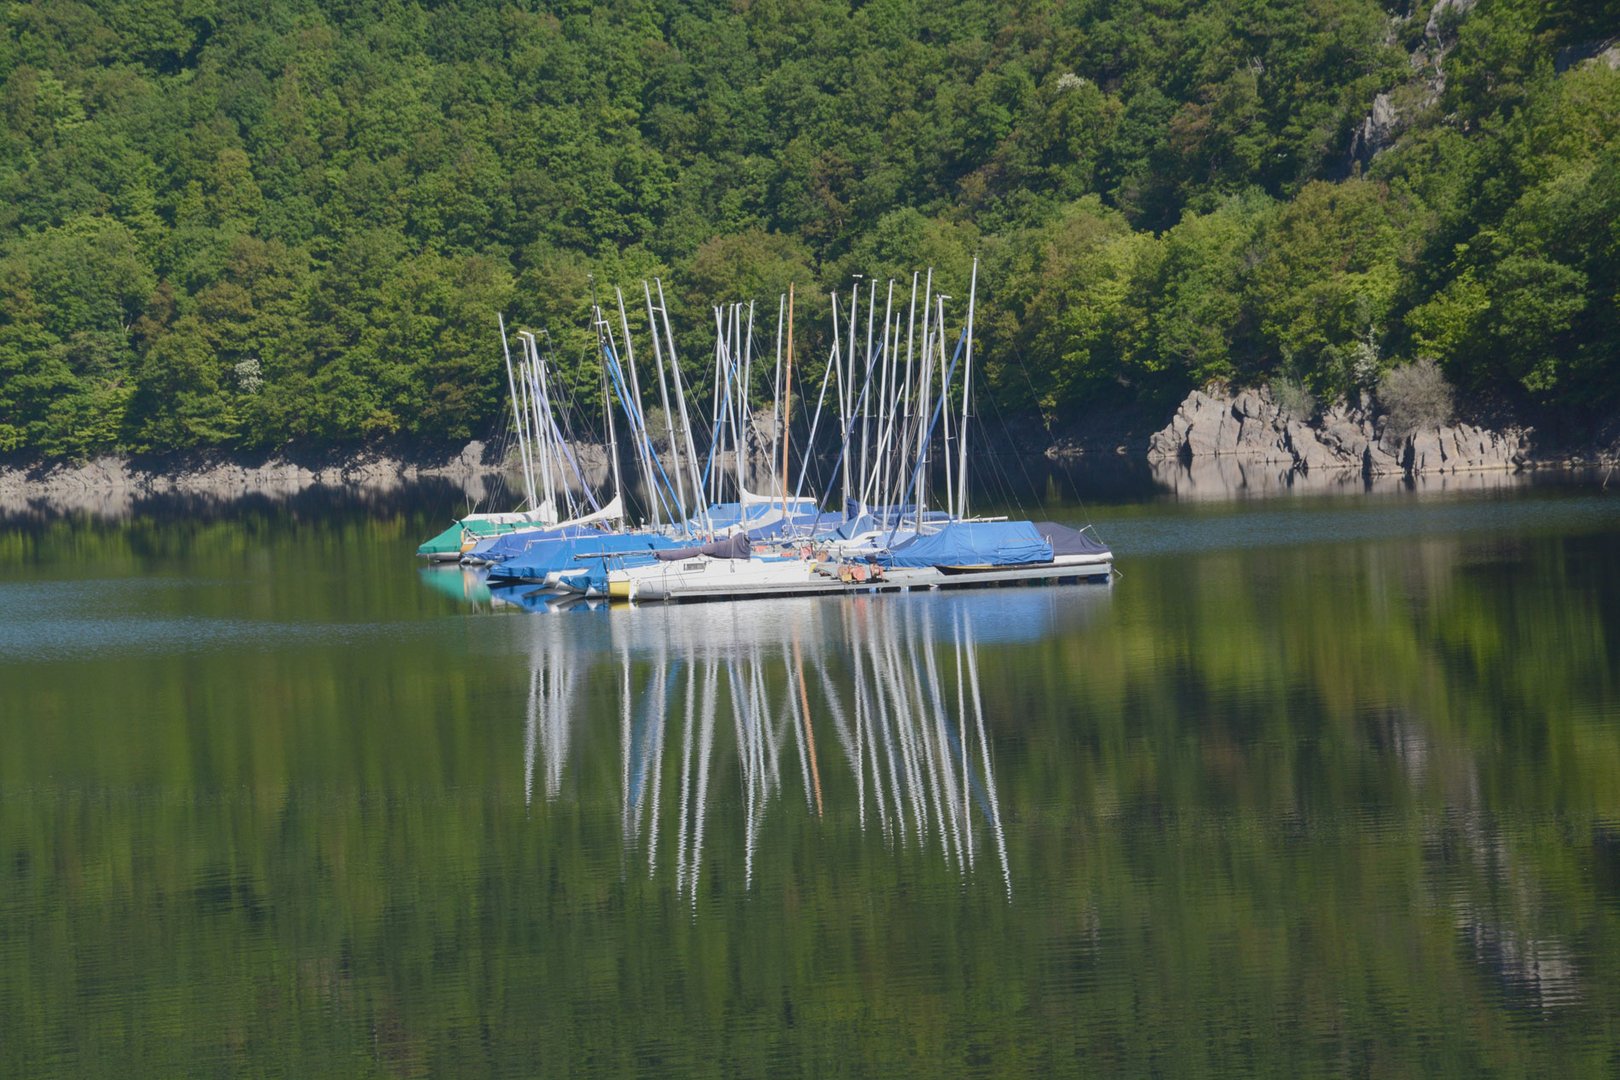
[[654, 531, 753, 562], [1033, 521, 1111, 556]]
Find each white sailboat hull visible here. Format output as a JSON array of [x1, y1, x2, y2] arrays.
[[610, 550, 1113, 604]]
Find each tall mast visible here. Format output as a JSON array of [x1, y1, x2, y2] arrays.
[[643, 281, 688, 528], [891, 271, 919, 522], [793, 295, 839, 506], [916, 269, 934, 525], [859, 280, 877, 512], [780, 282, 795, 520], [735, 302, 752, 501], [591, 288, 626, 523], [655, 278, 709, 533], [499, 314, 537, 511], [770, 292, 785, 504], [710, 306, 727, 506], [956, 257, 978, 522], [533, 337, 559, 521], [518, 331, 555, 522], [616, 287, 661, 529], [843, 278, 859, 514]]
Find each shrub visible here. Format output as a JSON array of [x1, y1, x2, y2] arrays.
[[1378, 357, 1454, 438], [1272, 376, 1316, 421]]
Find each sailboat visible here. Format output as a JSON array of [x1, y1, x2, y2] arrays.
[[418, 316, 625, 561], [428, 258, 1114, 604], [592, 260, 1114, 603]]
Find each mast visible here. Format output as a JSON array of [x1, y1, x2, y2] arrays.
[[533, 337, 560, 521], [655, 278, 710, 534], [916, 269, 934, 526], [643, 281, 689, 529], [892, 271, 919, 525], [780, 282, 795, 520], [770, 292, 785, 505], [865, 279, 896, 518], [859, 280, 877, 512], [591, 287, 626, 523], [956, 257, 978, 522], [615, 288, 660, 529], [843, 278, 859, 514], [798, 290, 841, 507], [518, 331, 555, 523], [939, 294, 954, 521], [710, 305, 726, 506], [736, 302, 753, 501], [499, 314, 538, 511]]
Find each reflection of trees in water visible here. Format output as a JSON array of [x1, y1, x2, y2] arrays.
[[522, 598, 1014, 907]]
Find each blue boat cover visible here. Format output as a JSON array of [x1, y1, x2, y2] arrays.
[[882, 520, 1054, 569], [488, 532, 679, 583], [470, 524, 597, 562], [833, 513, 878, 540]]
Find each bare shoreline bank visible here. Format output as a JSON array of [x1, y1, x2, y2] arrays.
[[5, 396, 1614, 520], [0, 441, 504, 519]]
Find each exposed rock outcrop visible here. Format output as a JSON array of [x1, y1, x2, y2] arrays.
[[1146, 385, 1528, 479], [1555, 37, 1620, 73], [1348, 0, 1477, 170], [0, 441, 503, 519]]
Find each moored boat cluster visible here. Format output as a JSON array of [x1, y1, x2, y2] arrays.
[[418, 261, 1113, 607]]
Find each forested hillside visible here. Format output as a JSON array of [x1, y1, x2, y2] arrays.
[[1, 0, 1617, 459]]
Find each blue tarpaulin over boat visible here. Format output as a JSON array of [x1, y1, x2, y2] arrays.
[[881, 520, 1054, 569], [472, 524, 597, 563], [487, 533, 679, 584]]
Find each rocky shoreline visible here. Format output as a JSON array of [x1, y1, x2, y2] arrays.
[[1132, 384, 1620, 498], [1145, 386, 1528, 476], [5, 388, 1614, 517], [0, 441, 503, 518]]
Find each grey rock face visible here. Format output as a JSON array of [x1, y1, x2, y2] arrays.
[[1147, 386, 1526, 481], [0, 440, 510, 519]]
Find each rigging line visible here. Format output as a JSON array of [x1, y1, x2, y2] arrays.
[[886, 325, 968, 547], [981, 376, 1042, 520], [483, 405, 512, 515], [1010, 341, 1102, 535], [541, 331, 605, 513], [602, 336, 683, 524]]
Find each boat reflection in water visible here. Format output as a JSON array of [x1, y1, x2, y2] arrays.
[[519, 588, 1111, 906]]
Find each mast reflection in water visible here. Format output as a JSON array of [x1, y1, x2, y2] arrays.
[[519, 590, 1109, 905]]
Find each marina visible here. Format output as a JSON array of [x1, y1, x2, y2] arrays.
[[418, 262, 1117, 608]]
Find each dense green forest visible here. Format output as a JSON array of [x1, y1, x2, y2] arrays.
[[1, 0, 1617, 459]]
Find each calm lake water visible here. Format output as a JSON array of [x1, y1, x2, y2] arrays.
[[3, 472, 1620, 1077]]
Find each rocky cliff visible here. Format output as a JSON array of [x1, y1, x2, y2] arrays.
[[1146, 386, 1527, 478]]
